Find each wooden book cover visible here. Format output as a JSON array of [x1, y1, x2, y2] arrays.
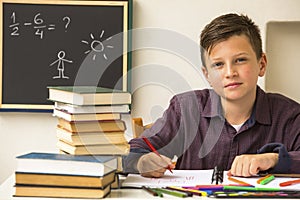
[[15, 170, 115, 188], [57, 140, 130, 155], [56, 126, 127, 145], [14, 184, 110, 198], [48, 86, 131, 105], [58, 118, 126, 132]]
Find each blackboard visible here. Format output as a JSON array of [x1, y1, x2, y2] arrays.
[[0, 0, 132, 111]]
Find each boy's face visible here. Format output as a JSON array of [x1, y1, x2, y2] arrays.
[[202, 34, 267, 103]]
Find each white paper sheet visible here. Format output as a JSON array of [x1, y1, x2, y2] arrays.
[[122, 169, 300, 190], [122, 170, 214, 188]]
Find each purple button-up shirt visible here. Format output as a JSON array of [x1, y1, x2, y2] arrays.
[[124, 87, 300, 174]]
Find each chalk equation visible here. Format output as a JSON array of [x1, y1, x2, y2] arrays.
[[8, 12, 70, 39]]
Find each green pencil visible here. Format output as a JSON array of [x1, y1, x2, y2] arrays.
[[260, 175, 275, 185], [154, 188, 189, 198], [223, 185, 280, 192]]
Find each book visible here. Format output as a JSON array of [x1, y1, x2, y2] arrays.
[[54, 102, 130, 114], [48, 86, 131, 105], [14, 184, 110, 198], [110, 173, 120, 189], [56, 126, 128, 145], [53, 109, 121, 122], [15, 170, 115, 188], [16, 152, 117, 176], [58, 118, 126, 132], [57, 140, 130, 155], [60, 150, 125, 172]]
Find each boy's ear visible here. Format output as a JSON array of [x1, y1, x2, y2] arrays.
[[202, 66, 209, 80], [202, 66, 213, 86], [258, 53, 267, 77]]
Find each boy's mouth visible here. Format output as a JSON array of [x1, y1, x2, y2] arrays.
[[224, 82, 242, 88]]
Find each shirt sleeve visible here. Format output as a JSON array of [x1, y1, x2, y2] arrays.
[[257, 101, 300, 174], [122, 148, 151, 174], [257, 143, 291, 173], [123, 95, 182, 174], [285, 112, 300, 174]]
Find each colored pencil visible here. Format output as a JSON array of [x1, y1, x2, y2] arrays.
[[223, 185, 280, 192], [264, 173, 300, 178], [142, 186, 159, 196], [279, 179, 300, 187], [192, 185, 224, 190], [165, 186, 193, 196], [228, 176, 253, 186], [154, 188, 189, 198], [257, 174, 273, 184], [259, 175, 275, 185]]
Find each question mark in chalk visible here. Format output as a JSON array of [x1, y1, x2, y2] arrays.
[[63, 16, 71, 32]]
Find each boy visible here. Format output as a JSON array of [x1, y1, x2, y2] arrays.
[[124, 13, 300, 177]]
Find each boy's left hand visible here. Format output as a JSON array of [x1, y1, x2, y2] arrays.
[[228, 153, 278, 177]]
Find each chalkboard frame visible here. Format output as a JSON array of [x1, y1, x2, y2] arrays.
[[0, 0, 132, 111]]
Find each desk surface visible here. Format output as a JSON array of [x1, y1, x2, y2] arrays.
[[0, 174, 297, 200]]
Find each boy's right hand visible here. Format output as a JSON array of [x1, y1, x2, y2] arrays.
[[137, 152, 175, 178]]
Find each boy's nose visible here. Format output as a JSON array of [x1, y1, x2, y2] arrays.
[[224, 65, 237, 78]]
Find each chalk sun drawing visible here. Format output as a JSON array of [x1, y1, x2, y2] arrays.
[[81, 30, 113, 61]]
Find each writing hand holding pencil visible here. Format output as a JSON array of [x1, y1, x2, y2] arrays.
[[136, 137, 175, 178]]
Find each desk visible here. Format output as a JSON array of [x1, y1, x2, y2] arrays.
[[1, 174, 298, 200]]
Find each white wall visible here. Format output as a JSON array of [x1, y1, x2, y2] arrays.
[[265, 22, 300, 102], [1, 0, 300, 184], [0, 113, 57, 184]]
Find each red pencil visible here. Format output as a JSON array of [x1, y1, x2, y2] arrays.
[[279, 179, 300, 187], [142, 137, 173, 173]]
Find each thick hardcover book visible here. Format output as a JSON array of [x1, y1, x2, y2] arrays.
[[15, 170, 115, 188], [57, 140, 130, 155], [16, 152, 117, 176], [58, 118, 126, 132], [56, 126, 127, 145], [54, 102, 130, 114], [48, 86, 131, 105], [14, 184, 110, 198], [53, 109, 121, 122], [60, 150, 125, 173]]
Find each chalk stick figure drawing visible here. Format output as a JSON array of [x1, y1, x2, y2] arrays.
[[82, 29, 114, 61], [50, 50, 73, 79]]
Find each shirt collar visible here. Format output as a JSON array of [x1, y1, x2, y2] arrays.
[[202, 86, 271, 125], [202, 89, 223, 119]]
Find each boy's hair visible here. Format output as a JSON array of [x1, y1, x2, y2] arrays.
[[200, 13, 263, 67]]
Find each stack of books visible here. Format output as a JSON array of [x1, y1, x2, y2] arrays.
[[14, 152, 118, 198], [47, 86, 132, 172]]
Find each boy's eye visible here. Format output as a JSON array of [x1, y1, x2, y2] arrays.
[[236, 57, 247, 63], [211, 62, 223, 68]]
